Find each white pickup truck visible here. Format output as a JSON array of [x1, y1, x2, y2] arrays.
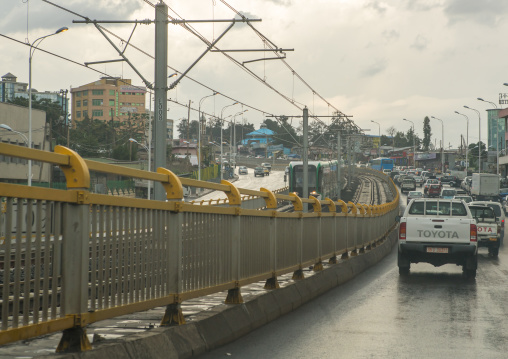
[[398, 199, 478, 278], [468, 205, 501, 257]]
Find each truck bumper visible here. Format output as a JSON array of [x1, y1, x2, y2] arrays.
[[399, 242, 477, 267]]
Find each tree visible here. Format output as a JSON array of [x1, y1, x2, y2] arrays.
[[177, 118, 199, 140], [468, 141, 487, 170], [8, 96, 67, 147], [263, 117, 300, 148], [422, 116, 431, 151], [386, 126, 396, 149]]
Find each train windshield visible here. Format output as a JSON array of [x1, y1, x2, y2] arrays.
[[293, 165, 317, 188]]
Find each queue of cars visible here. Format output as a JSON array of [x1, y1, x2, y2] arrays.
[[404, 178, 506, 262]]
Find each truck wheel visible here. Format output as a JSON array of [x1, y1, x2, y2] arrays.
[[464, 268, 477, 279], [490, 247, 499, 258], [398, 251, 410, 275]]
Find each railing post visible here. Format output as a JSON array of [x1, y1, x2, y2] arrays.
[[157, 168, 186, 326], [325, 198, 338, 264], [348, 201, 358, 257], [261, 188, 279, 290], [289, 193, 305, 280], [310, 196, 324, 271], [53, 146, 92, 353], [222, 180, 244, 304]]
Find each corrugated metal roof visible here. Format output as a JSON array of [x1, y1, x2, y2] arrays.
[[246, 128, 275, 136]]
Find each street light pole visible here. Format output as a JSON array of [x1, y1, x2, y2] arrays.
[[403, 119, 415, 167], [220, 102, 239, 180], [430, 116, 444, 173], [232, 110, 248, 164], [129, 138, 150, 199], [478, 98, 499, 175], [455, 111, 469, 174], [370, 120, 380, 158], [198, 92, 218, 181], [28, 27, 68, 186], [464, 106, 482, 173]]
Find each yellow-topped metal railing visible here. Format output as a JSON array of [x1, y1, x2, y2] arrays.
[[0, 143, 399, 352]]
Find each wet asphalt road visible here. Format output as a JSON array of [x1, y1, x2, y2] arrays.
[[199, 190, 508, 359]]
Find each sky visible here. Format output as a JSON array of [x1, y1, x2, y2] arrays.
[[2, 0, 508, 149]]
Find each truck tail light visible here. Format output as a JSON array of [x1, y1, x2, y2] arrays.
[[470, 224, 477, 242], [399, 222, 406, 240]]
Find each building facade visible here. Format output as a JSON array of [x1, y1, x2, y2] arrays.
[[70, 77, 147, 126], [0, 102, 50, 183]]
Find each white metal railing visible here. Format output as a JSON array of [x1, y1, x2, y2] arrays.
[[0, 142, 399, 351]]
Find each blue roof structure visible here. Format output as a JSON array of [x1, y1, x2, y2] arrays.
[[246, 128, 275, 136]]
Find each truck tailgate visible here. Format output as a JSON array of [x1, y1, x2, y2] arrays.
[[405, 217, 472, 244]]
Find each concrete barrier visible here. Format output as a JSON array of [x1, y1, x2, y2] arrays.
[[44, 228, 398, 359]]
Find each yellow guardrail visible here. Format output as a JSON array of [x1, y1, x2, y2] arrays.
[[0, 143, 400, 352]]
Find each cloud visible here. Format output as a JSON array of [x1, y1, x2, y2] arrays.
[[382, 29, 399, 42], [411, 35, 429, 51], [361, 60, 387, 77], [444, 0, 508, 26], [264, 0, 292, 5], [365, 1, 388, 15], [1, 0, 144, 33], [404, 0, 442, 12]]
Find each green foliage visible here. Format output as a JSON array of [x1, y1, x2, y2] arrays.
[[112, 143, 137, 161], [467, 141, 487, 169], [263, 116, 300, 148], [422, 116, 431, 151], [8, 96, 67, 146]]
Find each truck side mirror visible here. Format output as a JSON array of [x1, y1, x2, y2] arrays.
[[395, 215, 401, 222]]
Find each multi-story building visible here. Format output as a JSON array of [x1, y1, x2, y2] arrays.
[[1, 72, 27, 102], [70, 77, 147, 127], [1, 73, 68, 116]]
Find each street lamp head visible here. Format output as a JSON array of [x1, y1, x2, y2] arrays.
[[213, 91, 219, 95], [464, 105, 470, 109], [504, 83, 508, 86], [477, 97, 484, 102], [0, 124, 14, 132], [168, 73, 177, 78], [454, 111, 459, 114], [55, 27, 68, 34], [128, 138, 139, 144]]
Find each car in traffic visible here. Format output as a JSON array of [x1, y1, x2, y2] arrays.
[[440, 188, 457, 199], [424, 179, 440, 195], [470, 201, 506, 242], [400, 178, 417, 193], [427, 184, 441, 198], [398, 198, 478, 277], [406, 191, 423, 204], [454, 195, 473, 203], [254, 167, 265, 177], [468, 204, 501, 257], [238, 166, 248, 175], [413, 176, 423, 187], [263, 167, 270, 176], [261, 162, 272, 172]]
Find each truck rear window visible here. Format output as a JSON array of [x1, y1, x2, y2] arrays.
[[408, 201, 468, 216]]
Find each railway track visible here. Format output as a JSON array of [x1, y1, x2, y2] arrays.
[[353, 175, 386, 205]]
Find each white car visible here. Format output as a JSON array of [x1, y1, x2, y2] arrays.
[[383, 169, 391, 175], [238, 166, 248, 175], [413, 176, 424, 187]]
